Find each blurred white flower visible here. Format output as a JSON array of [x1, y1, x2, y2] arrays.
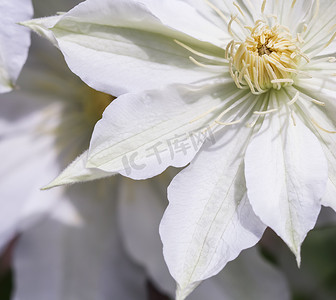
[[23, 0, 336, 298], [0, 36, 147, 299], [0, 8, 290, 300], [0, 0, 32, 93]]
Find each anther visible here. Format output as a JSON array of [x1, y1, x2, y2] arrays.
[[229, 21, 303, 93], [311, 99, 325, 106]]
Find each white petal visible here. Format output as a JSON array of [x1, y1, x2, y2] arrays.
[[21, 15, 62, 46], [243, 0, 315, 34], [245, 91, 328, 264], [25, 0, 221, 96], [160, 126, 266, 300], [295, 93, 336, 213], [0, 133, 60, 251], [301, 0, 336, 56], [119, 171, 286, 300], [86, 82, 232, 180], [279, 0, 315, 33], [43, 150, 113, 189], [13, 181, 147, 300], [0, 96, 62, 251], [137, 0, 227, 46], [0, 0, 33, 93], [184, 0, 262, 28], [295, 77, 336, 127]]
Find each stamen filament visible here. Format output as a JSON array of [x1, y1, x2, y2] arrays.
[[271, 78, 294, 84], [189, 56, 224, 71], [261, 0, 267, 14], [246, 96, 267, 127], [311, 118, 336, 133], [324, 31, 336, 48], [253, 108, 278, 115], [228, 15, 239, 39], [216, 119, 242, 125], [287, 91, 300, 106], [189, 105, 221, 124], [174, 40, 226, 63], [291, 110, 297, 126], [233, 2, 245, 18], [215, 93, 251, 124], [313, 0, 320, 20], [296, 100, 336, 134], [204, 0, 228, 23]]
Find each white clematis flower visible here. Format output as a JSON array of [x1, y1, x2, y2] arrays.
[[0, 0, 33, 93], [0, 21, 290, 300], [24, 0, 336, 298]]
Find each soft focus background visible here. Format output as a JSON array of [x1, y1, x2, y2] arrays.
[[0, 0, 81, 298], [2, 214, 336, 300]]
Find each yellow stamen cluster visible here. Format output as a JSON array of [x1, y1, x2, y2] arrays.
[[229, 21, 306, 94]]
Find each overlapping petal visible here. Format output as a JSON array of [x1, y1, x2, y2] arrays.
[[23, 0, 225, 97], [295, 72, 336, 213], [294, 92, 336, 212], [88, 83, 228, 178], [0, 94, 61, 251], [46, 81, 238, 184], [245, 90, 328, 263], [119, 171, 289, 300], [160, 126, 266, 299], [135, 0, 228, 46]]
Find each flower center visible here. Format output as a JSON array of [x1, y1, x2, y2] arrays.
[[83, 88, 114, 126], [54, 86, 114, 166], [229, 21, 307, 94]]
